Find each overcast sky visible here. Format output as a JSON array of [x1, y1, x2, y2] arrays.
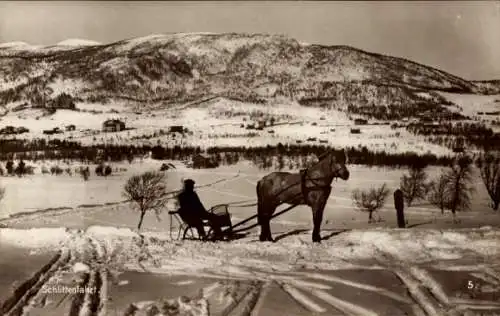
[[1, 1, 499, 80]]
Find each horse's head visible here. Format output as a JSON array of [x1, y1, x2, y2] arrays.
[[330, 149, 350, 180]]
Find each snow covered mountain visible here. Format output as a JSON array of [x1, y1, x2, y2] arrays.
[[0, 33, 497, 117], [55, 38, 102, 47]]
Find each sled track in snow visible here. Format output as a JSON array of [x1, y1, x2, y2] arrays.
[[3, 228, 500, 316], [0, 249, 71, 316], [67, 233, 109, 316], [375, 253, 500, 316]]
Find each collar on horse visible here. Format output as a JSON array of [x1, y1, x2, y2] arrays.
[[300, 168, 332, 200]]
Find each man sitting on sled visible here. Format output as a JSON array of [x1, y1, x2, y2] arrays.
[[177, 179, 223, 241]]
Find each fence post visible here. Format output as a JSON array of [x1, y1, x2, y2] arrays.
[[394, 189, 405, 228]]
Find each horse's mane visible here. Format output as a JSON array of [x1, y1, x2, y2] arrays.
[[315, 148, 345, 164]]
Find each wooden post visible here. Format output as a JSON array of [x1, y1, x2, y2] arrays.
[[394, 189, 405, 228]]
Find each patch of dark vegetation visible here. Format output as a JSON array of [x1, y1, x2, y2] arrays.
[[409, 121, 500, 150], [77, 204, 103, 208], [0, 126, 29, 135], [7, 207, 73, 219], [205, 144, 454, 168], [0, 138, 454, 168]]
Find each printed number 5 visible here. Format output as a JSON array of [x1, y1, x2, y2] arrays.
[[467, 280, 474, 289]]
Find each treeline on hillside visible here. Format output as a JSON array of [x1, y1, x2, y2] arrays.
[[205, 144, 454, 167], [408, 122, 500, 150], [0, 138, 454, 167], [346, 102, 465, 121]]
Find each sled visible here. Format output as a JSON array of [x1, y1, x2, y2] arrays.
[[169, 204, 233, 241], [169, 202, 301, 241]]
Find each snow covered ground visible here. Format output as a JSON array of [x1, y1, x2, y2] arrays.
[[1, 160, 500, 315], [1, 225, 500, 315]]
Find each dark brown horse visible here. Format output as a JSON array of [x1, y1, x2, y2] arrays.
[[256, 149, 350, 243]]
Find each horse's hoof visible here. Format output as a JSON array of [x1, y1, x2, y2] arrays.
[[312, 236, 322, 243]]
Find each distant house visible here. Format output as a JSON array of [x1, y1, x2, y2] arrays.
[[350, 128, 361, 134], [192, 154, 218, 169], [65, 124, 76, 132], [102, 119, 125, 132], [169, 125, 184, 134], [43, 127, 63, 135], [354, 118, 368, 125]]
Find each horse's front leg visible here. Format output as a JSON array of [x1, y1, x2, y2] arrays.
[[311, 192, 329, 243], [258, 205, 275, 242]]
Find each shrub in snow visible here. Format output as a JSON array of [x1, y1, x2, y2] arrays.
[[95, 164, 104, 176], [476, 152, 500, 211], [352, 183, 390, 223], [50, 165, 64, 175], [399, 164, 428, 207], [6, 160, 14, 175], [123, 171, 169, 230], [14, 160, 26, 177], [443, 156, 475, 220], [79, 166, 90, 181], [24, 165, 35, 175], [0, 165, 4, 176], [104, 165, 112, 176], [427, 173, 450, 214]]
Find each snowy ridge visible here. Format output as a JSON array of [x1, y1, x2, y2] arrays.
[[0, 41, 31, 48], [56, 38, 102, 46]]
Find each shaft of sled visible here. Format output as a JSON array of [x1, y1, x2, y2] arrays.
[[229, 204, 298, 234], [229, 214, 258, 230]]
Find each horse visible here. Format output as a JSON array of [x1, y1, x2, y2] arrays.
[[256, 149, 350, 243]]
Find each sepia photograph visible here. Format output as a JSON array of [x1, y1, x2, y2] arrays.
[[0, 1, 500, 315]]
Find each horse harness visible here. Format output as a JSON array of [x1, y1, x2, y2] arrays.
[[299, 168, 332, 201]]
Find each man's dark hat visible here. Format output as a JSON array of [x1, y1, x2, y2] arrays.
[[184, 179, 195, 185]]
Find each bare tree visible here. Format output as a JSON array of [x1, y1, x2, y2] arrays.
[[400, 166, 428, 206], [79, 166, 90, 181], [476, 153, 500, 210], [352, 183, 390, 223], [123, 171, 169, 230], [443, 156, 475, 221], [427, 173, 450, 214]]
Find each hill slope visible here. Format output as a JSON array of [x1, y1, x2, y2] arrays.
[[0, 33, 494, 119]]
